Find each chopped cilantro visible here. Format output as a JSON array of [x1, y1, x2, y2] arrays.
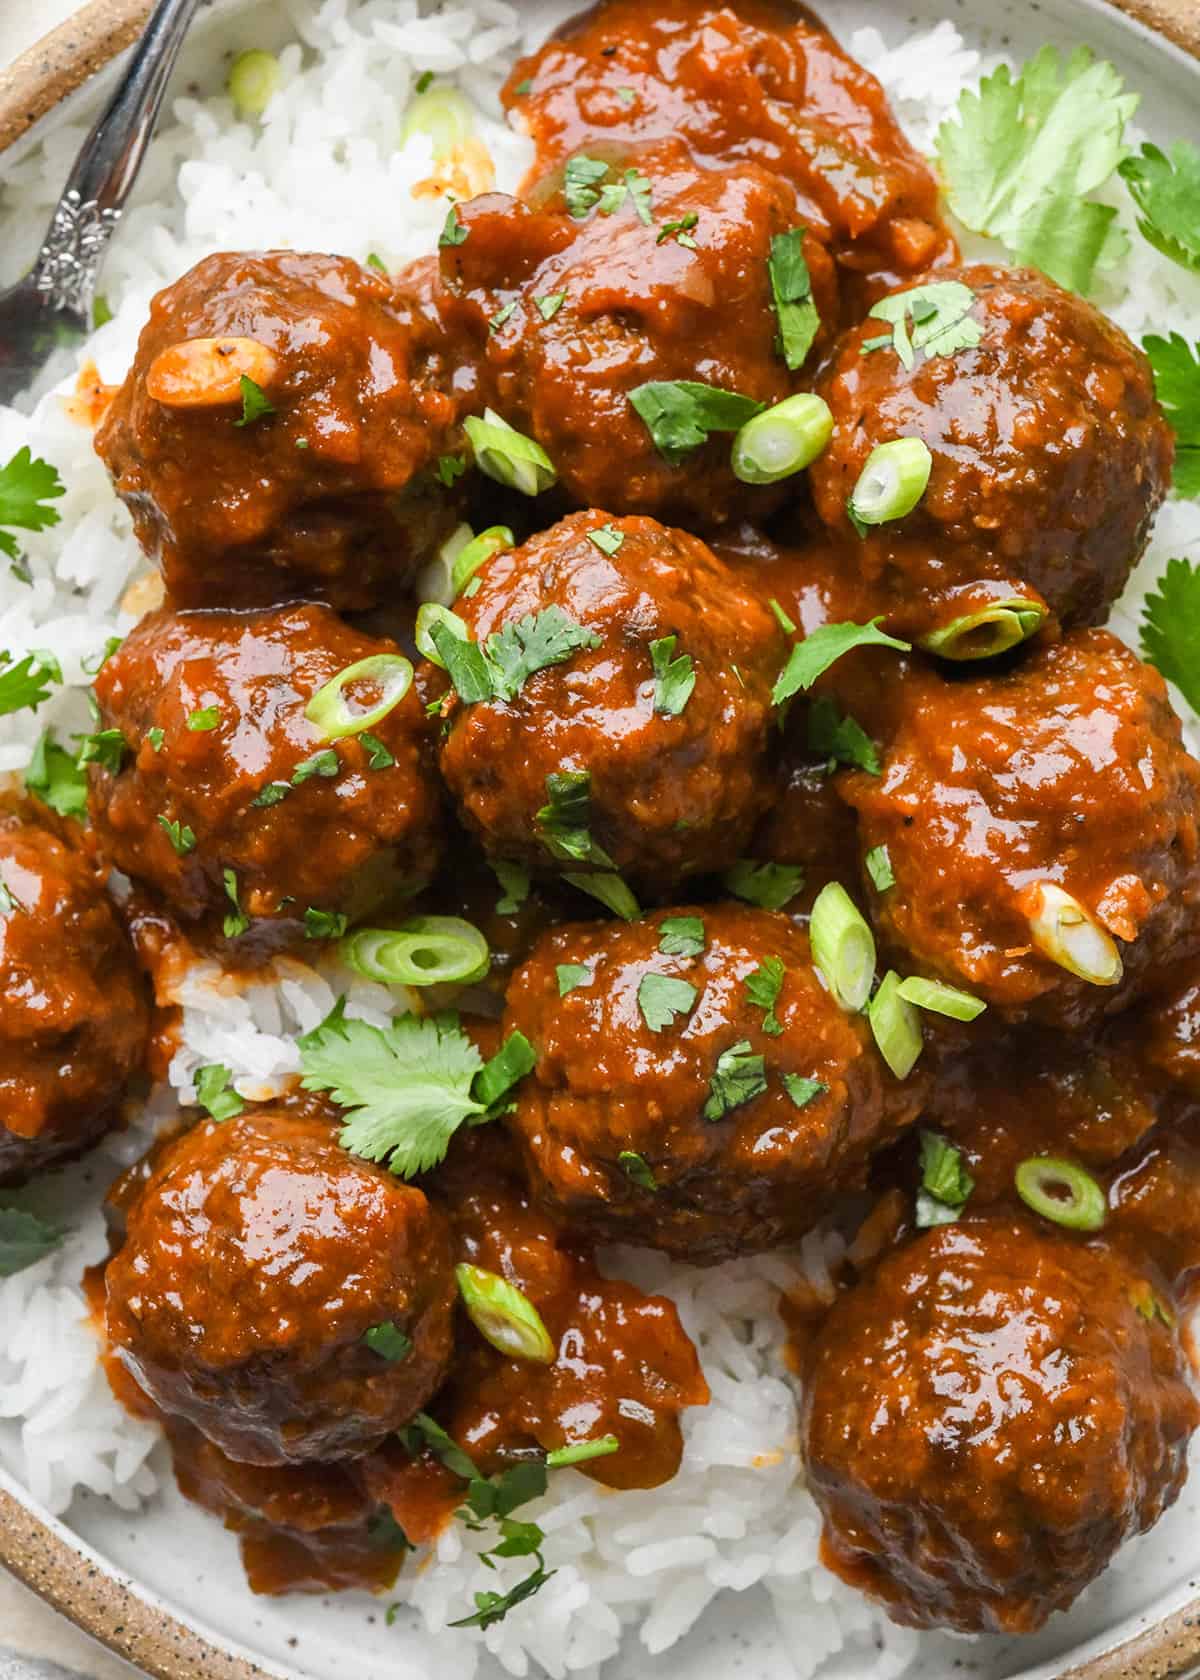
[[596, 166, 653, 224], [562, 870, 640, 920], [935, 46, 1136, 294], [234, 375, 275, 427], [618, 1151, 657, 1190], [615, 86, 637, 109], [490, 301, 518, 334], [81, 635, 122, 676], [366, 251, 388, 273], [637, 972, 698, 1033], [364, 1322, 413, 1362], [703, 1040, 767, 1121], [93, 294, 114, 328], [157, 815, 196, 855], [0, 648, 59, 717], [26, 730, 87, 820], [360, 731, 394, 769], [769, 598, 797, 635], [536, 770, 614, 867], [1119, 141, 1200, 272], [867, 280, 982, 370], [304, 907, 349, 940], [916, 1130, 975, 1228], [147, 727, 164, 752], [439, 205, 469, 248], [649, 635, 695, 717], [194, 1063, 244, 1122], [724, 858, 803, 911], [448, 1561, 556, 1630], [222, 868, 250, 939], [587, 523, 624, 556], [437, 453, 467, 487], [251, 782, 290, 808], [556, 963, 591, 996], [0, 1204, 64, 1277], [783, 1074, 827, 1110], [657, 212, 698, 249], [485, 608, 602, 702], [865, 845, 895, 892], [563, 154, 611, 218], [629, 380, 764, 465], [534, 292, 566, 321], [1141, 556, 1200, 712], [658, 916, 704, 957], [0, 447, 65, 563], [292, 747, 340, 785], [186, 706, 219, 732], [77, 729, 127, 774], [1144, 333, 1200, 498], [745, 956, 785, 1035], [807, 696, 879, 774], [493, 860, 531, 914], [402, 1411, 479, 1480], [772, 619, 909, 706], [768, 227, 820, 370]]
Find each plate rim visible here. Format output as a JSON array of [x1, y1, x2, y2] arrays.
[[2, 2, 1200, 1677]]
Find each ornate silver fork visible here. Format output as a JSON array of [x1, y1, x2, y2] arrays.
[[0, 0, 201, 406]]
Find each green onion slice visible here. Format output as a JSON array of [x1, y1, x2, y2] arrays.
[[546, 1435, 620, 1468], [847, 437, 933, 531], [416, 603, 470, 669], [417, 523, 474, 608], [455, 1263, 556, 1363], [452, 525, 514, 597], [339, 916, 489, 987], [731, 393, 834, 485], [1026, 882, 1123, 987], [464, 409, 556, 497], [897, 976, 986, 1022], [227, 49, 280, 115], [867, 970, 923, 1078], [809, 882, 875, 1012], [1014, 1156, 1106, 1232], [401, 84, 475, 159], [920, 600, 1047, 662], [305, 654, 413, 741]]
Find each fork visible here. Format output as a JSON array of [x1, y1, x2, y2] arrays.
[[0, 0, 202, 406]]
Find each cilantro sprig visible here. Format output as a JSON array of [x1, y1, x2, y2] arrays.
[[0, 447, 65, 563], [1144, 333, 1200, 499], [1141, 556, 1200, 713], [772, 619, 909, 706], [436, 607, 601, 706], [768, 228, 820, 370], [0, 649, 60, 717], [1119, 141, 1200, 273], [629, 381, 764, 465], [0, 1203, 64, 1277]]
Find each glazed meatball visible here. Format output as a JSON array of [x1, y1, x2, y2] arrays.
[[504, 0, 950, 288], [95, 252, 461, 608], [87, 604, 442, 934], [801, 1216, 1198, 1633], [0, 813, 148, 1184], [434, 512, 786, 893], [503, 904, 923, 1262], [436, 144, 837, 527], [808, 267, 1173, 642], [840, 631, 1200, 1028], [105, 1108, 456, 1465]]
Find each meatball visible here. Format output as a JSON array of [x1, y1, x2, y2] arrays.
[[840, 631, 1200, 1028], [503, 0, 950, 288], [503, 904, 923, 1262], [95, 252, 461, 609], [435, 512, 786, 893], [801, 1215, 1198, 1633], [808, 267, 1173, 643], [0, 813, 148, 1184], [87, 603, 442, 934], [105, 1108, 456, 1465], [436, 144, 837, 527]]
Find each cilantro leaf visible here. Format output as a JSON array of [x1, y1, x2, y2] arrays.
[[0, 1204, 64, 1277], [402, 1412, 479, 1481], [304, 907, 349, 940], [867, 280, 982, 370], [364, 1322, 413, 1362], [431, 618, 494, 704], [536, 770, 614, 866], [493, 860, 531, 914], [474, 1030, 537, 1110], [657, 213, 698, 249], [439, 205, 469, 248], [637, 972, 698, 1033], [768, 228, 820, 370], [649, 635, 696, 717], [772, 619, 909, 705], [299, 1009, 486, 1176], [448, 1560, 556, 1629], [187, 706, 219, 732], [360, 732, 394, 770], [485, 608, 601, 703], [783, 1074, 827, 1110], [596, 166, 653, 224], [1141, 556, 1200, 712], [935, 46, 1137, 294], [222, 868, 250, 939], [158, 815, 196, 855], [0, 649, 59, 717], [234, 375, 275, 428], [618, 1151, 657, 1190], [0, 447, 65, 562], [658, 916, 704, 957], [437, 453, 467, 486], [745, 956, 785, 1035], [534, 292, 566, 321], [807, 696, 880, 774], [702, 1040, 767, 1121], [562, 871, 640, 921], [292, 748, 339, 785], [25, 730, 87, 820], [629, 381, 764, 465], [78, 729, 127, 774], [563, 154, 610, 217], [724, 858, 803, 911], [556, 963, 591, 995], [587, 523, 624, 556], [1144, 333, 1200, 498], [194, 1063, 244, 1121], [1119, 141, 1200, 272], [916, 1130, 975, 1228]]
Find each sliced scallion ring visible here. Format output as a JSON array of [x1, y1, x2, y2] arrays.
[[920, 600, 1048, 662], [451, 524, 514, 596], [810, 882, 875, 1012], [464, 409, 556, 497], [1026, 882, 1123, 987], [340, 916, 490, 987], [731, 393, 834, 485], [227, 49, 280, 116], [867, 970, 923, 1078], [896, 976, 986, 1022], [416, 603, 470, 669], [455, 1263, 556, 1363], [847, 437, 933, 531], [305, 654, 413, 741], [1014, 1156, 1106, 1232], [416, 522, 474, 608], [401, 84, 475, 159]]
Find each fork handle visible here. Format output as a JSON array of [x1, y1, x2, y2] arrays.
[[32, 0, 203, 318]]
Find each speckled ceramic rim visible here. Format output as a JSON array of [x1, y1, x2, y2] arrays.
[[3, 2, 1200, 1678]]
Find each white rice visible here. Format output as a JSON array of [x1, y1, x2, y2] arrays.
[[0, 3, 1198, 1676]]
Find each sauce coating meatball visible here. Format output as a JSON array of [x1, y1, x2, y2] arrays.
[[504, 0, 950, 290], [95, 251, 460, 608], [436, 145, 836, 527], [87, 604, 442, 933], [808, 267, 1173, 643], [436, 512, 785, 893], [840, 631, 1200, 1027], [801, 1216, 1198, 1633], [503, 904, 923, 1262], [0, 813, 148, 1184], [105, 1108, 456, 1465]]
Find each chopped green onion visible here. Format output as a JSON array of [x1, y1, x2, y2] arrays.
[[769, 598, 797, 635], [917, 1130, 974, 1228], [455, 1263, 556, 1363], [227, 49, 280, 116], [417, 522, 474, 607], [867, 970, 923, 1077], [340, 916, 489, 987], [617, 1151, 657, 1190], [865, 845, 894, 892], [1026, 882, 1123, 987], [847, 437, 933, 532], [897, 975, 986, 1022], [920, 600, 1047, 662], [401, 84, 475, 159], [464, 409, 556, 497], [364, 1322, 412, 1362], [809, 882, 875, 1012], [416, 603, 470, 669], [731, 393, 834, 485], [1014, 1156, 1106, 1232], [546, 1435, 620, 1468], [305, 654, 413, 741], [453, 525, 513, 596]]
